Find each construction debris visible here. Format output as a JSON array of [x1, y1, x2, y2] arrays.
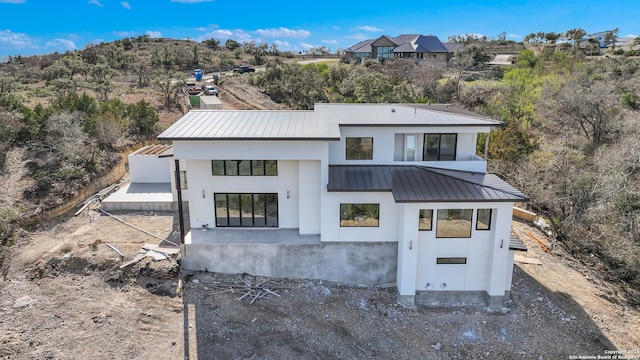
[[104, 243, 124, 258], [194, 277, 289, 304]]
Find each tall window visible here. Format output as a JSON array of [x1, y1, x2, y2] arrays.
[[436, 209, 472, 238], [405, 134, 417, 161], [419, 209, 433, 231], [476, 209, 492, 230], [212, 160, 277, 176], [340, 204, 379, 227], [424, 134, 457, 161], [215, 193, 278, 227], [375, 46, 394, 59], [179, 171, 188, 190], [346, 137, 373, 160]]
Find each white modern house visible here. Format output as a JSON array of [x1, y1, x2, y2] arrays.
[[158, 103, 528, 307]]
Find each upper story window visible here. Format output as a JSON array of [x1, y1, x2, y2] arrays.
[[346, 137, 373, 160], [212, 160, 277, 176], [424, 134, 457, 161]]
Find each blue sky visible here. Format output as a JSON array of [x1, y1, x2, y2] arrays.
[[0, 0, 638, 59]]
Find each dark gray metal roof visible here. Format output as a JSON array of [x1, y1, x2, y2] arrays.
[[509, 234, 527, 251], [327, 165, 529, 203], [413, 35, 449, 53], [158, 110, 340, 141], [345, 39, 374, 53], [443, 42, 465, 53]]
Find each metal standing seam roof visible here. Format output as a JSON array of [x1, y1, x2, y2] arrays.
[[509, 234, 528, 252], [131, 144, 172, 156], [158, 110, 340, 141], [327, 165, 529, 203], [159, 105, 502, 141]]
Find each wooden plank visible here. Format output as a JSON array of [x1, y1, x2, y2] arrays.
[[514, 253, 543, 265]]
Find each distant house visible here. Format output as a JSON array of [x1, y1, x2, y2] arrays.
[[157, 103, 529, 308], [345, 34, 453, 64]]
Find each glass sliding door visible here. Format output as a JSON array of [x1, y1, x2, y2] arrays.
[[214, 193, 278, 227]]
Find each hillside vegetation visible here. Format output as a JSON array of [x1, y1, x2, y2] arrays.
[[1, 35, 639, 306]]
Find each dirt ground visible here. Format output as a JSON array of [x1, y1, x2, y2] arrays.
[[1, 208, 639, 360]]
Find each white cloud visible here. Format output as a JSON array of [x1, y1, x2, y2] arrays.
[[146, 30, 162, 38], [114, 30, 137, 37], [300, 42, 315, 50], [352, 25, 382, 32], [0, 29, 33, 49], [170, 0, 213, 3], [322, 39, 337, 45], [0, 0, 26, 3], [45, 38, 76, 51], [273, 40, 290, 48], [196, 29, 255, 43], [88, 0, 103, 7], [507, 33, 522, 39], [346, 33, 368, 41], [254, 27, 310, 39], [120, 1, 131, 9]]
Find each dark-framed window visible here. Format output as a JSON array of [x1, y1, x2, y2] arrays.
[[179, 171, 188, 190], [476, 209, 492, 230], [214, 193, 278, 227], [212, 160, 277, 176], [340, 203, 379, 227], [419, 209, 433, 231], [346, 137, 373, 160], [436, 209, 472, 238], [424, 134, 457, 161]]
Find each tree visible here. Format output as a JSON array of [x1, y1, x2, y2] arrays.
[[89, 63, 118, 100], [203, 38, 221, 50], [565, 28, 586, 48], [225, 39, 241, 51], [538, 69, 623, 146], [127, 100, 159, 137], [544, 32, 562, 45], [604, 27, 620, 52], [153, 71, 185, 109]]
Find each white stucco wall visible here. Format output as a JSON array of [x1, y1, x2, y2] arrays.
[[394, 202, 514, 297], [328, 126, 487, 172], [171, 140, 328, 232], [320, 191, 398, 242], [128, 154, 171, 183]]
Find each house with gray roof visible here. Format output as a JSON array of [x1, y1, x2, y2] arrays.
[[158, 103, 528, 307], [345, 34, 453, 64]]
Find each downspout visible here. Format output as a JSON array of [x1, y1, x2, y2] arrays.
[[174, 159, 185, 244]]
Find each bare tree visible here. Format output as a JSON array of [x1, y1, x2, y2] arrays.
[[538, 70, 623, 146]]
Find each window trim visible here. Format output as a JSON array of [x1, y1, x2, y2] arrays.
[[345, 137, 374, 160], [340, 203, 380, 227], [476, 209, 492, 231]]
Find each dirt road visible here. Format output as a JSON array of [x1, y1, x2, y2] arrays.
[[1, 210, 638, 359]]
